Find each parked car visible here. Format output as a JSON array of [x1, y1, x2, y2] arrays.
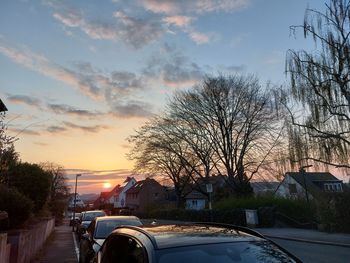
[[96, 223, 301, 263], [70, 212, 81, 226], [79, 216, 142, 263], [76, 210, 106, 240]]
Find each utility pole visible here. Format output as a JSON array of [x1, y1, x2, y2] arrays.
[[300, 165, 312, 205], [72, 174, 81, 232]]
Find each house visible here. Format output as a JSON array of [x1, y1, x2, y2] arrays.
[[114, 177, 137, 208], [93, 191, 113, 209], [0, 99, 7, 112], [185, 190, 207, 210], [68, 193, 85, 208], [275, 172, 344, 200], [125, 178, 165, 213]]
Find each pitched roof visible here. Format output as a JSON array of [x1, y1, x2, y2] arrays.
[[185, 190, 207, 200], [286, 172, 342, 193], [126, 178, 160, 194], [0, 99, 7, 112]]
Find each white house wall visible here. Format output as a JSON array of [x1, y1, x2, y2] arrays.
[[275, 175, 314, 200], [114, 178, 136, 208]]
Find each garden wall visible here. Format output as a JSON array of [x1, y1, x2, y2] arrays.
[[0, 218, 54, 263]]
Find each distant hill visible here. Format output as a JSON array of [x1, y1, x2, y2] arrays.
[[80, 193, 99, 202]]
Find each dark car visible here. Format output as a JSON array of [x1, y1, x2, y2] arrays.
[[70, 212, 81, 226], [76, 210, 106, 240], [96, 223, 301, 263], [79, 216, 142, 263]]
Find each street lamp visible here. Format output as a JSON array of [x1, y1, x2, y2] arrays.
[[72, 174, 81, 232], [300, 165, 312, 204]]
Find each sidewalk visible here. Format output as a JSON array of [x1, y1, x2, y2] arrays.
[[256, 227, 350, 247], [32, 220, 78, 263]]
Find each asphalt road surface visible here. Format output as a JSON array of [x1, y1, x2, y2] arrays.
[[270, 238, 350, 263]]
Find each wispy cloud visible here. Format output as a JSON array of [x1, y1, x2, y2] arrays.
[[110, 100, 154, 118], [0, 42, 152, 119], [50, 2, 165, 49], [46, 122, 110, 134], [47, 103, 104, 118], [63, 121, 110, 133], [141, 0, 250, 15], [8, 127, 40, 136], [7, 94, 41, 107], [143, 47, 204, 87]]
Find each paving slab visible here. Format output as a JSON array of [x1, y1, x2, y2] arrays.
[[32, 221, 78, 263]]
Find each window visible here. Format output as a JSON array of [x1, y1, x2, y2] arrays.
[[288, 184, 297, 194], [324, 183, 342, 192], [191, 200, 198, 207], [102, 235, 147, 263]]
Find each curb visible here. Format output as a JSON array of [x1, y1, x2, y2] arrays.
[[265, 235, 350, 248]]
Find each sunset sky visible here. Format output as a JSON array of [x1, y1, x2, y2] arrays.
[[0, 0, 325, 193]]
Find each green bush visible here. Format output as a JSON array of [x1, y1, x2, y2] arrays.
[[214, 195, 316, 223], [0, 185, 33, 228], [9, 162, 51, 212], [317, 192, 350, 233]]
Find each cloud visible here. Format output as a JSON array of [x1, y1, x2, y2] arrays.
[[63, 121, 110, 133], [0, 43, 151, 119], [141, 0, 250, 15], [46, 122, 109, 134], [0, 43, 101, 98], [47, 103, 104, 118], [8, 128, 40, 136], [163, 16, 193, 27], [163, 15, 210, 44], [50, 3, 165, 49], [47, 125, 68, 134], [188, 31, 210, 44], [110, 100, 154, 118], [34, 142, 48, 146], [7, 94, 41, 107], [143, 48, 204, 87]]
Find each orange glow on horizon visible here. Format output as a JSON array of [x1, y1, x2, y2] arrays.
[[103, 182, 112, 189]]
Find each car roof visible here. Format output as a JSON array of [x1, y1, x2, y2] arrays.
[[113, 223, 265, 249], [95, 216, 140, 222], [84, 210, 105, 214]]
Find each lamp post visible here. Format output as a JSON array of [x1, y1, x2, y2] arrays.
[[72, 174, 81, 232], [300, 165, 312, 204]]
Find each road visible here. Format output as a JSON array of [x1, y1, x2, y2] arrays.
[[270, 238, 350, 263]]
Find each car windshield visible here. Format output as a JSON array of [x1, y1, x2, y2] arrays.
[[82, 212, 105, 221], [156, 241, 296, 263], [94, 219, 142, 239]]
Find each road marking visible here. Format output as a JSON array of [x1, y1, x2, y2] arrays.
[[72, 232, 79, 262]]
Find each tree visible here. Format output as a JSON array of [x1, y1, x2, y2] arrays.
[[128, 117, 193, 207], [40, 162, 70, 222], [0, 113, 18, 185], [168, 75, 284, 196], [8, 162, 51, 212], [129, 75, 284, 198], [285, 0, 350, 169]]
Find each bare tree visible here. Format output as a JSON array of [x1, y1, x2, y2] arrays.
[[286, 0, 350, 169], [40, 162, 69, 222], [128, 118, 193, 207], [168, 75, 284, 196]]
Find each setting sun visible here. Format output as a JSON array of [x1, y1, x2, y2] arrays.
[[103, 182, 112, 189]]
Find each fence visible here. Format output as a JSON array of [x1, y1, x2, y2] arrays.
[[0, 218, 55, 263]]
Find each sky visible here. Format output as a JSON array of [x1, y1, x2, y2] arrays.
[[0, 0, 327, 193]]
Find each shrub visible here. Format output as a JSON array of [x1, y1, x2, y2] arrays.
[[9, 162, 51, 212], [0, 185, 33, 228], [214, 195, 316, 224]]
